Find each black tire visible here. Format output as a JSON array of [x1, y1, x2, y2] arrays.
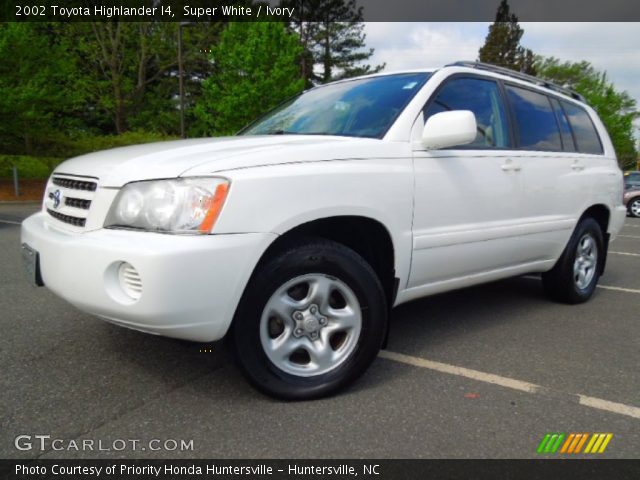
[[232, 237, 387, 400], [628, 197, 640, 218], [542, 217, 604, 304]]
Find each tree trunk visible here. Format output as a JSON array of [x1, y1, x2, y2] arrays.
[[24, 132, 33, 156], [114, 98, 125, 134], [323, 22, 331, 83]]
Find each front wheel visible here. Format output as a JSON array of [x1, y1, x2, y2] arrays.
[[542, 217, 604, 304], [233, 238, 387, 400]]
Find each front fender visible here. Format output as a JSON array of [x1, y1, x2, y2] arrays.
[[213, 158, 415, 291]]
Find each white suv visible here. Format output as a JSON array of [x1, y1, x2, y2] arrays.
[[21, 62, 626, 399]]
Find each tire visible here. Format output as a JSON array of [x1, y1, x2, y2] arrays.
[[628, 197, 640, 218], [542, 217, 604, 304], [232, 237, 387, 400]]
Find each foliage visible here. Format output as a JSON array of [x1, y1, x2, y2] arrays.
[[283, 0, 385, 85], [0, 131, 176, 179], [536, 57, 639, 169], [194, 22, 305, 136], [0, 155, 63, 179], [62, 22, 183, 135], [0, 23, 84, 155], [478, 0, 535, 75], [65, 131, 178, 157]]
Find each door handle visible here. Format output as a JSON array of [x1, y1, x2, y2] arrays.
[[571, 162, 585, 171], [501, 159, 521, 172]]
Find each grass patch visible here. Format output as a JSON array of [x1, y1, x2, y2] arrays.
[[0, 155, 63, 179]]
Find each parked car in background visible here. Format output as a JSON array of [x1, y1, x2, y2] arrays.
[[625, 187, 640, 217], [21, 61, 627, 399], [624, 171, 640, 189]]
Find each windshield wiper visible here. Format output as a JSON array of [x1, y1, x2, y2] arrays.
[[267, 130, 301, 135]]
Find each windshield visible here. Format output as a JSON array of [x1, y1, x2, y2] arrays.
[[240, 73, 431, 139]]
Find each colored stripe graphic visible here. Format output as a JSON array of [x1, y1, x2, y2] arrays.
[[536, 434, 552, 454], [584, 433, 613, 454], [538, 433, 613, 454], [574, 434, 588, 453], [560, 434, 575, 453], [537, 433, 565, 453]]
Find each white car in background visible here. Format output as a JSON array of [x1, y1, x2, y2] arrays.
[[22, 62, 626, 399]]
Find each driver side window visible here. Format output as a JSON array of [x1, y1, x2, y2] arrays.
[[424, 77, 511, 148]]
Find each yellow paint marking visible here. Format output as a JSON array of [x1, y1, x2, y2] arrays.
[[598, 434, 613, 453], [590, 434, 606, 453], [584, 434, 598, 453]]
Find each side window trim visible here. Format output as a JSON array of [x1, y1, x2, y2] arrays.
[[496, 79, 517, 149], [548, 96, 566, 151], [555, 99, 578, 153]]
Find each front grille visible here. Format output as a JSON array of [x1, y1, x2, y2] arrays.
[[47, 208, 87, 227], [64, 197, 91, 210], [52, 177, 97, 191], [45, 174, 98, 228]]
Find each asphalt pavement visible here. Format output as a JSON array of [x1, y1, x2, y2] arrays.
[[1, 203, 638, 459]]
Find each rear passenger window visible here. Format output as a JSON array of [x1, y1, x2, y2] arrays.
[[560, 101, 604, 155], [505, 85, 562, 151], [424, 77, 510, 148], [551, 98, 576, 152]]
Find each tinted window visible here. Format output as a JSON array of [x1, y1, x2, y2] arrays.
[[551, 98, 576, 152], [561, 101, 604, 155], [424, 77, 510, 148], [241, 73, 430, 139], [506, 85, 562, 150]]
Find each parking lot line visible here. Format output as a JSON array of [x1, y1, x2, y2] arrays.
[[609, 251, 640, 257], [379, 350, 640, 420], [596, 284, 640, 294], [522, 275, 640, 294], [617, 234, 640, 239], [0, 219, 21, 225]]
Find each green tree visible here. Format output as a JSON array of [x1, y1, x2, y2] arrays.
[[0, 23, 83, 155], [57, 21, 222, 136], [67, 22, 181, 135], [194, 22, 305, 136], [283, 0, 384, 85], [536, 57, 639, 169], [478, 0, 535, 75]]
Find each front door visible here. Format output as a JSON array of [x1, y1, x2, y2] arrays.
[[409, 75, 523, 289]]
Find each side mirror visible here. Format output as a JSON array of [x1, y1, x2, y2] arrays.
[[422, 110, 477, 150]]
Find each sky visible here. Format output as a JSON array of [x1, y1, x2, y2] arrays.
[[364, 22, 640, 139]]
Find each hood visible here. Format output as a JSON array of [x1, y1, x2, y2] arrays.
[[53, 135, 405, 187]]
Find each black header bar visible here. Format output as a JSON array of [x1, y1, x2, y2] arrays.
[[3, 0, 640, 22], [1, 459, 639, 480]]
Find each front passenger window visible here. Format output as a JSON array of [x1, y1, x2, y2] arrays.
[[424, 77, 510, 148]]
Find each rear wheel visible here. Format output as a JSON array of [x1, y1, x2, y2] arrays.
[[233, 238, 387, 400], [542, 217, 603, 304], [628, 197, 640, 218]]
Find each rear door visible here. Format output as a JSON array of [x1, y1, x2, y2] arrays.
[[502, 84, 583, 262]]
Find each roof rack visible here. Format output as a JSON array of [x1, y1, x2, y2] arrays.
[[445, 61, 585, 103]]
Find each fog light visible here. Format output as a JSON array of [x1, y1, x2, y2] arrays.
[[118, 262, 142, 301]]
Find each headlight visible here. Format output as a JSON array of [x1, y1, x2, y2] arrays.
[[104, 178, 230, 234]]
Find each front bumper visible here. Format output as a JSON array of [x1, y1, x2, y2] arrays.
[[21, 212, 276, 342]]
